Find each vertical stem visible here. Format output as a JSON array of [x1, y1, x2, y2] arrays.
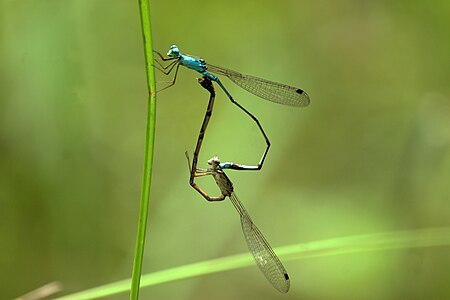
[[130, 0, 156, 299]]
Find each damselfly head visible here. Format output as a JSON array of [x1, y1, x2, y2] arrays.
[[207, 156, 221, 167], [167, 45, 180, 58]]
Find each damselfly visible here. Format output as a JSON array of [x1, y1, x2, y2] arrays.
[[154, 45, 310, 170], [185, 152, 290, 293]]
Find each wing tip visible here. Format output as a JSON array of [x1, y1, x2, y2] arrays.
[[294, 88, 310, 107], [276, 276, 291, 293]]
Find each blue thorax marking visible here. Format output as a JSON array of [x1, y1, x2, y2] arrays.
[[219, 162, 232, 170], [168, 46, 218, 80], [179, 54, 207, 72], [179, 54, 218, 81]]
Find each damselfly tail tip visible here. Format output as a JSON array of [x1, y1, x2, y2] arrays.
[[198, 76, 215, 93]]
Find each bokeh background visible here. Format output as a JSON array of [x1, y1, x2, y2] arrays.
[[1, 0, 450, 299]]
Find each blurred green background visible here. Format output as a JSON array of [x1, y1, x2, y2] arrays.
[[1, 0, 450, 299]]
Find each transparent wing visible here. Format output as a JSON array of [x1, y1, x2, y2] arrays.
[[206, 63, 310, 107], [229, 193, 290, 293]]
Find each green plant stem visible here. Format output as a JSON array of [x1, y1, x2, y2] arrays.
[[54, 227, 450, 300], [129, 0, 157, 299]]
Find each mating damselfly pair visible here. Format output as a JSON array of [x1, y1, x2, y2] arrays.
[[154, 45, 310, 293]]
